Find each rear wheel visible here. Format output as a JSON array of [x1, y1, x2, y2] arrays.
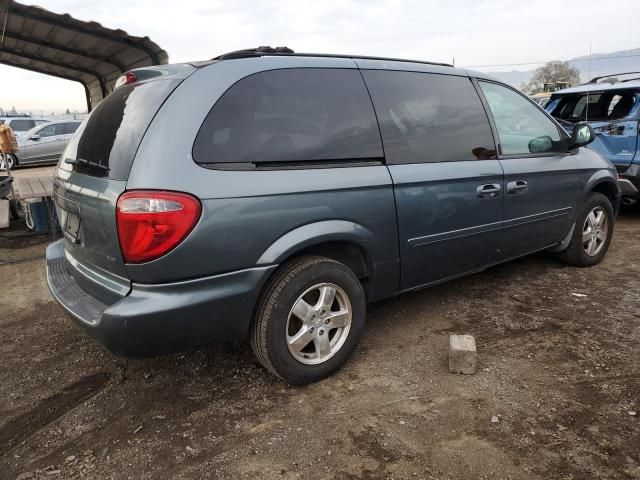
[[558, 192, 614, 267], [250, 256, 366, 385]]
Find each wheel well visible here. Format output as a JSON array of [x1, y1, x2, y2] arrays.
[[292, 241, 370, 281], [591, 181, 618, 206]]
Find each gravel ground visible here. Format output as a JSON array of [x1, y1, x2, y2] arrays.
[[0, 209, 638, 480]]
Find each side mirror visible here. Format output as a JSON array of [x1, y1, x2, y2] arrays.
[[569, 122, 595, 149], [528, 135, 553, 153], [30, 134, 41, 141]]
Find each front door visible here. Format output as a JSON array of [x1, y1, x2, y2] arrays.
[[478, 81, 581, 258], [20, 123, 65, 164], [361, 69, 503, 290]]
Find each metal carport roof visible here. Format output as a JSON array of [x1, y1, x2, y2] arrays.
[[0, 0, 168, 111]]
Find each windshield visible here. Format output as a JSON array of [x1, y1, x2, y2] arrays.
[[548, 90, 638, 122]]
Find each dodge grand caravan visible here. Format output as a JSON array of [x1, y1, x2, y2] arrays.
[[47, 47, 620, 384]]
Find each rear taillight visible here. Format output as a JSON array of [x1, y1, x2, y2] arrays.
[[116, 191, 201, 263], [114, 72, 138, 89]]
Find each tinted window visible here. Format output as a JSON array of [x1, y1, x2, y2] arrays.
[[361, 71, 496, 164], [193, 69, 383, 166], [60, 79, 182, 179], [63, 122, 80, 135], [9, 119, 35, 131], [37, 123, 64, 138], [550, 91, 637, 121], [479, 82, 563, 156]]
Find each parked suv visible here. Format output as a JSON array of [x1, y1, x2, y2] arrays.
[[46, 48, 620, 384], [545, 75, 640, 205]]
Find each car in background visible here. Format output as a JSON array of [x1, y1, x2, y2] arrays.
[[545, 75, 640, 206], [2, 120, 82, 169], [0, 115, 50, 133], [529, 92, 552, 108]]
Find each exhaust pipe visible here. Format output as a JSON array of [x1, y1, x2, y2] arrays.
[[622, 197, 637, 206]]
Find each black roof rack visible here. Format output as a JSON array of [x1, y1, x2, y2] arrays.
[[0, 113, 31, 118], [212, 46, 453, 68], [588, 71, 640, 84]]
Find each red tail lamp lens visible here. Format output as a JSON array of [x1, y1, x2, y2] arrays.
[[116, 191, 201, 263]]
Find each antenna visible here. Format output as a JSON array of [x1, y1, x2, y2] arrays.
[[585, 42, 592, 122]]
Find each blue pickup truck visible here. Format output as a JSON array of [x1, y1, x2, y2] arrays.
[[546, 75, 640, 206]]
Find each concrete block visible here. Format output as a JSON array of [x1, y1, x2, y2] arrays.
[[449, 334, 477, 375]]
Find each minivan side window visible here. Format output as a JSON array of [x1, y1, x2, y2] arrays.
[[479, 81, 563, 156], [193, 69, 383, 166], [361, 71, 496, 164]]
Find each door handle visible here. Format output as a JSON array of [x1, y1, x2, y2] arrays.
[[476, 183, 502, 198], [507, 180, 528, 195]]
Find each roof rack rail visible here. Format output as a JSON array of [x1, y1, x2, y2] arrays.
[[212, 46, 453, 68], [215, 46, 294, 60], [588, 71, 640, 84], [0, 113, 31, 118]]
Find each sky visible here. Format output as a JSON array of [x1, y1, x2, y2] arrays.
[[1, 0, 639, 113]]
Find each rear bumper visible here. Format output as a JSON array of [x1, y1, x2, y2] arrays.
[[46, 240, 276, 357]]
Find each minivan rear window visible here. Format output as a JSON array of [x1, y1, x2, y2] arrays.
[[193, 68, 383, 167], [60, 79, 182, 179]]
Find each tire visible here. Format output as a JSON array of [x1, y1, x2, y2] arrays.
[[0, 153, 17, 170], [250, 256, 366, 385], [9, 198, 23, 220], [558, 192, 614, 267]]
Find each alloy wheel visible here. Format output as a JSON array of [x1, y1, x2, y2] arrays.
[[286, 283, 352, 365], [582, 206, 608, 257]]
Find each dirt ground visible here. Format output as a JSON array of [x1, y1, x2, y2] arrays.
[[1, 207, 638, 480]]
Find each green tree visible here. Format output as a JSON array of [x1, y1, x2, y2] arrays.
[[525, 61, 581, 94]]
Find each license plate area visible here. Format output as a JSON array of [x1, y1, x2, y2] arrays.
[[63, 211, 81, 244]]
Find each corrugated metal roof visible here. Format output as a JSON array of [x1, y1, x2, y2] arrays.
[[0, 0, 168, 110]]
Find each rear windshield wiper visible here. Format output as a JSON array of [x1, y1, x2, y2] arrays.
[[64, 157, 110, 172]]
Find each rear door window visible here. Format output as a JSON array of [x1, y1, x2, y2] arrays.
[[192, 68, 383, 167], [361, 70, 496, 163], [63, 122, 80, 135], [60, 79, 182, 179]]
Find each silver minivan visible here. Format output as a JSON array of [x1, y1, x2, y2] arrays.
[[2, 120, 81, 169]]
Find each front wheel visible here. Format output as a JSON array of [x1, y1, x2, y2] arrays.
[[558, 192, 614, 267], [0, 153, 17, 170], [250, 256, 366, 385]]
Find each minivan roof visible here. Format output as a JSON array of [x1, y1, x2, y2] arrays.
[[191, 47, 498, 82], [213, 46, 454, 68]]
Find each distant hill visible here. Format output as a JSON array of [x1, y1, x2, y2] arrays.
[[487, 47, 640, 90]]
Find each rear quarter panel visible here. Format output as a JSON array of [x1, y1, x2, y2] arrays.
[[125, 57, 400, 298]]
